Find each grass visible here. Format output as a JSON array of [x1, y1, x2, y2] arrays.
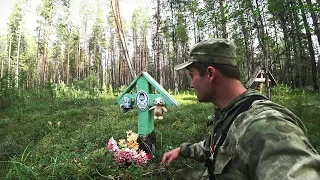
[[0, 85, 319, 179]]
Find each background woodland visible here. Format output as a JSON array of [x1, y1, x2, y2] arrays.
[[1, 0, 320, 96], [1, 0, 320, 178]]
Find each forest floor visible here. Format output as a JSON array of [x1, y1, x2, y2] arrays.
[[0, 86, 319, 179]]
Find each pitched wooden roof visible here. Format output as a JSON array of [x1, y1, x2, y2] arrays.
[[246, 66, 277, 88]]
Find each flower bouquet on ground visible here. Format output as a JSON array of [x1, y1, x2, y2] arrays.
[[107, 130, 152, 166]]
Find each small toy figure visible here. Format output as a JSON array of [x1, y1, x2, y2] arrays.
[[149, 97, 167, 120], [120, 97, 134, 113]]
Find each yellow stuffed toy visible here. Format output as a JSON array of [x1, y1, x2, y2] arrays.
[[149, 97, 167, 120]]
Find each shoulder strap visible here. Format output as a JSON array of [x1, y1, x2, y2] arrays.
[[213, 95, 267, 157], [207, 95, 267, 179]]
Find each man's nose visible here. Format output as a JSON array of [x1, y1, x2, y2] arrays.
[[190, 82, 194, 88]]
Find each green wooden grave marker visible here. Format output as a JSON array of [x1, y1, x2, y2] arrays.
[[115, 72, 179, 136]]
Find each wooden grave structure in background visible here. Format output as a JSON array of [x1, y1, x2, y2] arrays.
[[246, 67, 277, 93]]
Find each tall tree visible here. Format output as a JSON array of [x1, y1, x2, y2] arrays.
[[79, 0, 93, 78], [298, 0, 319, 90], [15, 25, 22, 88], [53, 0, 71, 83], [38, 0, 70, 85], [39, 0, 53, 86], [305, 0, 320, 47], [254, 0, 272, 98], [131, 7, 150, 75], [7, 2, 24, 87], [111, 0, 136, 80], [153, 0, 162, 83], [107, 11, 117, 87], [89, 2, 107, 88], [0, 35, 6, 78], [220, 0, 227, 38]]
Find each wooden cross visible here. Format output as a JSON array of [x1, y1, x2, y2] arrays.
[[115, 72, 179, 136]]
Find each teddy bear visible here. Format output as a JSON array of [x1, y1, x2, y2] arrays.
[[149, 97, 167, 120]]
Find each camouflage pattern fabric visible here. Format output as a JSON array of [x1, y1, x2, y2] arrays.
[[174, 38, 237, 70], [179, 90, 320, 180], [175, 168, 208, 180]]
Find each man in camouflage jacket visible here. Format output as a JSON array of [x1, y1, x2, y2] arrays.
[[161, 38, 320, 180]]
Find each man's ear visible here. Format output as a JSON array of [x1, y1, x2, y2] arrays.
[[207, 66, 216, 81]]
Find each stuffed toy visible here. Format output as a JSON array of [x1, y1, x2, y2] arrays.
[[149, 97, 167, 120], [120, 97, 134, 113]]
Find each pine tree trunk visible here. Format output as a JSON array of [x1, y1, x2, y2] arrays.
[[111, 0, 136, 80], [15, 26, 22, 88], [239, 9, 251, 81], [298, 0, 319, 90], [255, 0, 270, 98], [132, 30, 137, 74], [155, 0, 161, 83], [306, 0, 320, 47], [288, 5, 299, 88], [1, 55, 3, 78], [93, 35, 97, 74], [67, 39, 70, 84], [292, 3, 304, 87], [8, 32, 12, 76], [220, 0, 227, 38], [78, 38, 81, 79], [41, 1, 53, 86], [110, 32, 115, 87]]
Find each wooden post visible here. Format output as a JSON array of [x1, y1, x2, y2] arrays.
[[259, 70, 264, 93]]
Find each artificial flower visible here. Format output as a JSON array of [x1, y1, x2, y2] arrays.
[[107, 131, 150, 166], [127, 131, 139, 143], [118, 139, 126, 147], [107, 137, 119, 152], [135, 150, 149, 165], [128, 141, 139, 150], [126, 130, 133, 135]]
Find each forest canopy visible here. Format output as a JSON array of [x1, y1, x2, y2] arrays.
[[0, 0, 319, 94]]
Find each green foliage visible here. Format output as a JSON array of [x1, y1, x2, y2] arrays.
[[72, 73, 99, 95], [8, 3, 23, 31], [0, 86, 319, 179], [0, 74, 17, 109], [131, 7, 151, 36], [39, 0, 53, 19], [271, 85, 320, 151], [175, 13, 189, 44]]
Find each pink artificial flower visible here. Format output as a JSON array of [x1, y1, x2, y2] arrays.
[[108, 137, 119, 152], [113, 148, 140, 165], [108, 132, 152, 166], [113, 151, 126, 165], [135, 150, 149, 165]]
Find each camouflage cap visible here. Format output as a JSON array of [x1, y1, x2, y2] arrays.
[[174, 38, 237, 70]]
